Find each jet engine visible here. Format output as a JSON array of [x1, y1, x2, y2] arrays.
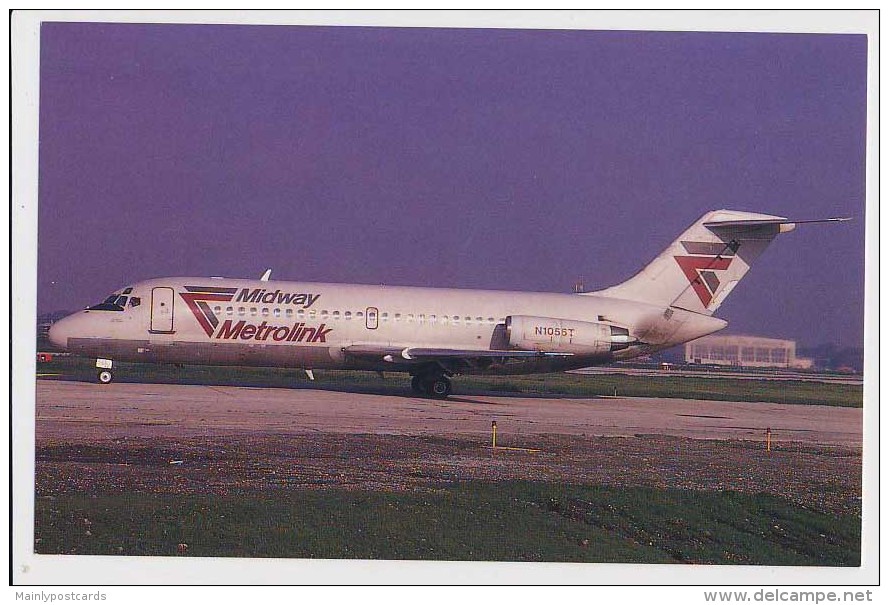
[[505, 315, 637, 355]]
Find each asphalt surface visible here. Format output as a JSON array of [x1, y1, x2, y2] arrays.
[[35, 381, 862, 447]]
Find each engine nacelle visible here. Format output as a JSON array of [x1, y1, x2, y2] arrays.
[[506, 315, 635, 355]]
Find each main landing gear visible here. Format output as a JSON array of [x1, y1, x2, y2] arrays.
[[410, 372, 452, 399]]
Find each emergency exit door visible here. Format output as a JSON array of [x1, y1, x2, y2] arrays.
[[150, 287, 175, 333], [366, 307, 379, 330]]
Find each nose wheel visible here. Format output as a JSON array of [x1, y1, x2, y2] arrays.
[[97, 369, 114, 384]]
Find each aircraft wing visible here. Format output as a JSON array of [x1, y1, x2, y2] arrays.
[[343, 345, 572, 364]]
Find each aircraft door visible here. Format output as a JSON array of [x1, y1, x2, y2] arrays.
[[366, 307, 379, 330], [150, 287, 175, 333]]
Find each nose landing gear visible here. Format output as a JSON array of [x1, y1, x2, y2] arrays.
[[410, 372, 453, 399], [95, 358, 114, 384]]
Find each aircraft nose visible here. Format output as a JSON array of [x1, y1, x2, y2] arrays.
[[48, 316, 76, 350]]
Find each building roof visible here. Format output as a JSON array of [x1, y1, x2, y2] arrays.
[[684, 334, 795, 347]]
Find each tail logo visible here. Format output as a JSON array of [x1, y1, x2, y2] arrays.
[[673, 240, 738, 307], [179, 286, 238, 337]]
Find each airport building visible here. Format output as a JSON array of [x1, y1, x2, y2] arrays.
[[684, 335, 812, 369]]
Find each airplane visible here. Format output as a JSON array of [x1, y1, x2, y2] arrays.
[[47, 209, 848, 398]]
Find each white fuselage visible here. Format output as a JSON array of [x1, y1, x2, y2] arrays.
[[49, 276, 727, 375]]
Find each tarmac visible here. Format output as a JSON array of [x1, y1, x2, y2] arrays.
[[35, 380, 862, 447], [33, 380, 863, 517]]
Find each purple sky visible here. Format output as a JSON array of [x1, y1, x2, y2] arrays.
[[37, 23, 867, 347]]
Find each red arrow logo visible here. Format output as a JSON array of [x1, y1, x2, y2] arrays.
[[673, 255, 733, 307]]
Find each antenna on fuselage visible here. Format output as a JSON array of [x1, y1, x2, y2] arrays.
[[260, 269, 272, 282]]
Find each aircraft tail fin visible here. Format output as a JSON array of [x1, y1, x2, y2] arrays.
[[590, 209, 849, 315]]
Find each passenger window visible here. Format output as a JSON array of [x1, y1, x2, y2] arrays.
[[487, 317, 495, 324], [344, 311, 352, 320], [297, 309, 305, 318], [453, 316, 460, 323], [394, 313, 401, 321], [357, 311, 364, 318], [262, 308, 269, 317], [274, 308, 281, 317], [286, 309, 294, 318], [332, 311, 340, 319], [130, 297, 141, 307], [465, 316, 471, 323], [407, 314, 414, 322], [321, 310, 329, 319], [238, 307, 246, 316], [381, 312, 388, 321], [226, 307, 233, 316], [250, 307, 258, 317], [418, 314, 425, 323], [309, 309, 317, 319], [214, 306, 221, 313]]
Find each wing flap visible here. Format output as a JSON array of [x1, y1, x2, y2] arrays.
[[343, 344, 572, 363], [406, 348, 573, 360]]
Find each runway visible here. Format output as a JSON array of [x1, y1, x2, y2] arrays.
[[35, 381, 862, 447]]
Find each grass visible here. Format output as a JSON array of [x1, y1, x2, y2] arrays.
[[37, 357, 863, 407], [34, 482, 860, 565]]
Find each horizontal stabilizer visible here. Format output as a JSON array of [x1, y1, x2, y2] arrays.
[[705, 216, 852, 231]]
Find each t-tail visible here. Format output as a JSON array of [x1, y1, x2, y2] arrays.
[[591, 209, 850, 315]]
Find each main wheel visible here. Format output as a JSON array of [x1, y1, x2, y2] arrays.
[[410, 375, 423, 394], [97, 369, 113, 384], [426, 376, 452, 399]]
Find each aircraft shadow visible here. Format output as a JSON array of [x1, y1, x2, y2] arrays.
[[42, 368, 607, 402]]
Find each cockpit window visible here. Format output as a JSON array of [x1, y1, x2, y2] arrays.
[[85, 287, 141, 312], [87, 292, 127, 311], [87, 301, 124, 311]]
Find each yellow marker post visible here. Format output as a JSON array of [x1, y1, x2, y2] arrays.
[[488, 420, 541, 453], [766, 427, 771, 452]]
